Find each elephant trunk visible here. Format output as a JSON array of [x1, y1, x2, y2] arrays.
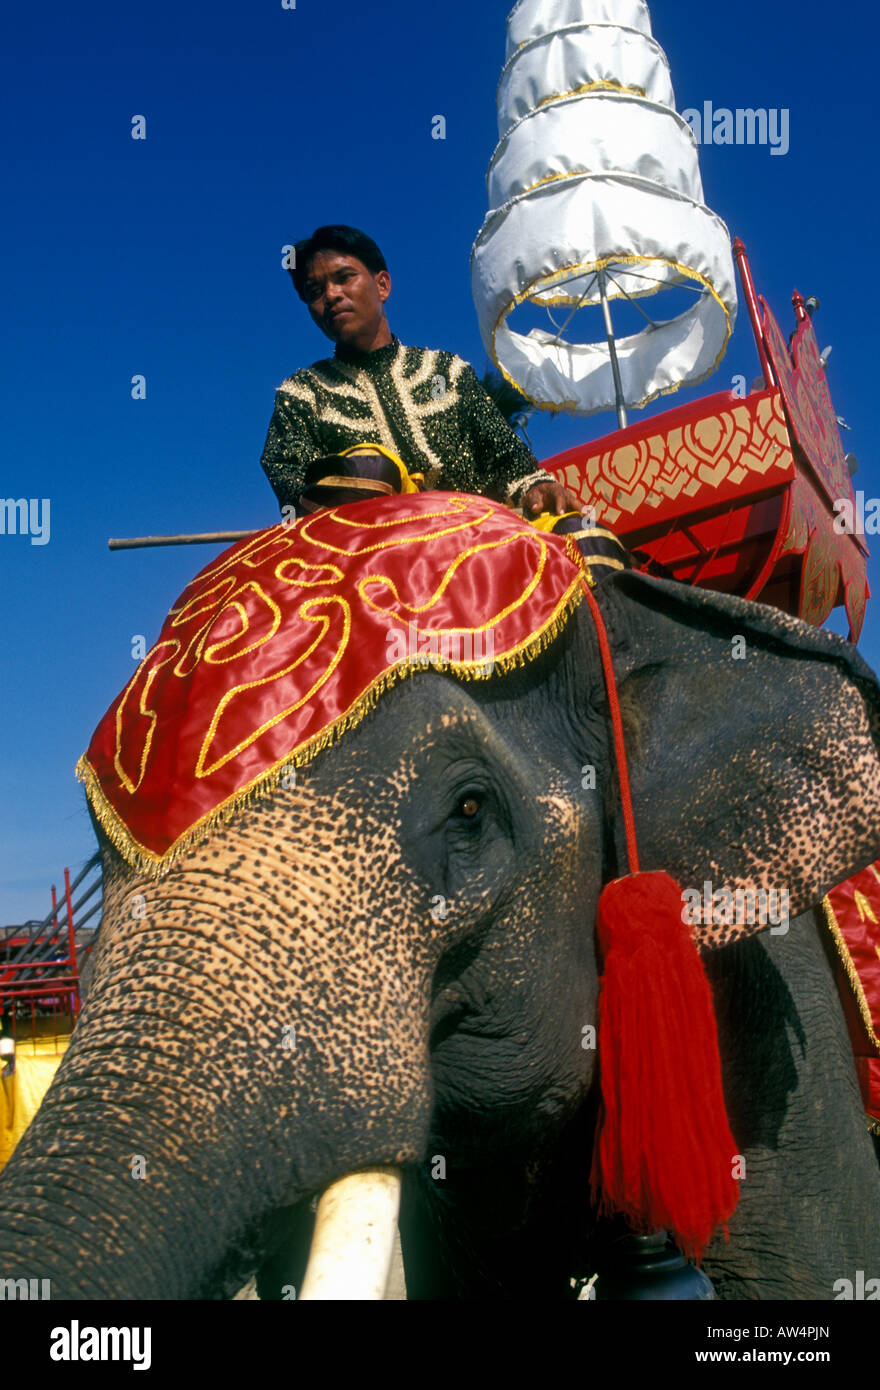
[[0, 887, 434, 1299]]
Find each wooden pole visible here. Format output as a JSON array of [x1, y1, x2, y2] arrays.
[[108, 530, 259, 551]]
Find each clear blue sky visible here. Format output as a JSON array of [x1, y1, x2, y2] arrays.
[[2, 0, 877, 923]]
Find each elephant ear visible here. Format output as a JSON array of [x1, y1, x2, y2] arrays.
[[592, 569, 880, 949]]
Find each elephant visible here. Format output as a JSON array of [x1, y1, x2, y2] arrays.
[[1, 501, 880, 1300]]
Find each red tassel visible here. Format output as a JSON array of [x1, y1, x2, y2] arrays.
[[590, 871, 740, 1262]]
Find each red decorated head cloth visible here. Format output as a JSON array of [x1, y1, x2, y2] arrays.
[[77, 493, 585, 874]]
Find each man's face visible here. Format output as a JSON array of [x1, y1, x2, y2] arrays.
[[301, 251, 391, 347]]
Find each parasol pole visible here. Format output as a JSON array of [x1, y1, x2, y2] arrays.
[[598, 268, 628, 431], [108, 530, 259, 551]]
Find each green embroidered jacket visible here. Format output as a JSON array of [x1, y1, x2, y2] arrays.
[[260, 335, 552, 512]]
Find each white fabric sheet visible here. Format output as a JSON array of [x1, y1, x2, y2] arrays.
[[489, 93, 703, 207], [497, 25, 675, 137], [506, 0, 652, 57], [472, 174, 736, 414], [472, 0, 738, 416]]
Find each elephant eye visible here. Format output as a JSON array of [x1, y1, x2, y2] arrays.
[[457, 794, 482, 820]]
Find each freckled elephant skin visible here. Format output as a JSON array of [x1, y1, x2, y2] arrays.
[[0, 772, 439, 1299], [2, 569, 880, 1298]]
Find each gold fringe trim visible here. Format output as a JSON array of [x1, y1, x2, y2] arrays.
[[535, 80, 647, 110], [562, 533, 596, 588], [820, 895, 880, 1052], [76, 583, 586, 878]]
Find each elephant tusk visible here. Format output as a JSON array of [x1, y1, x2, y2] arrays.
[[298, 1167, 402, 1301]]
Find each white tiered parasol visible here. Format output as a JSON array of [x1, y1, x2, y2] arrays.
[[471, 0, 738, 424]]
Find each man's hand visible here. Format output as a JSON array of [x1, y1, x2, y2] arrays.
[[523, 479, 580, 518]]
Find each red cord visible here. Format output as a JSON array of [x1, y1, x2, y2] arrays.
[[580, 578, 640, 876]]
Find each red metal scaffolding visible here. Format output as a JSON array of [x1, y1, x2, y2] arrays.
[[0, 857, 101, 1052]]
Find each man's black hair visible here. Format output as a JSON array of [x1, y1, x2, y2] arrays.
[[289, 225, 388, 299]]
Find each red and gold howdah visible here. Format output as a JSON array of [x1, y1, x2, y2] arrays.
[[544, 247, 868, 641]]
